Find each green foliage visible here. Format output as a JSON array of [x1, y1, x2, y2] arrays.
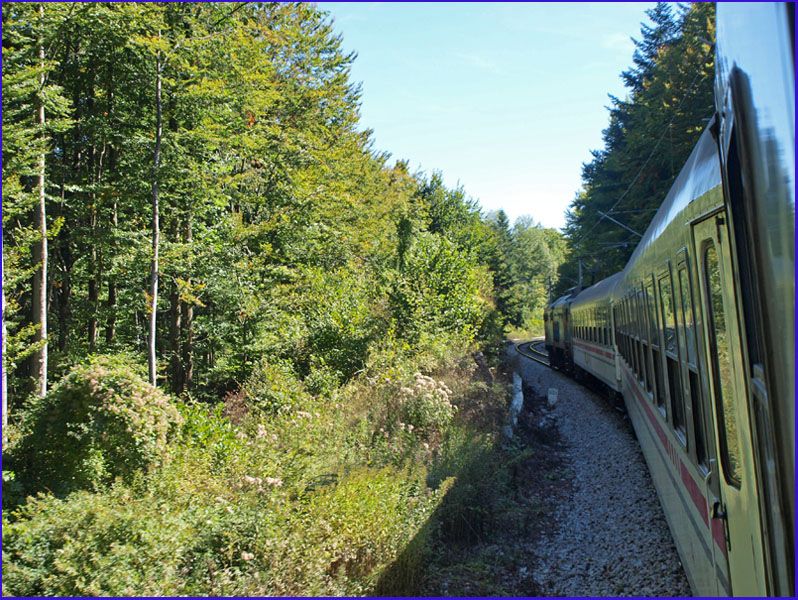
[[242, 359, 309, 416], [428, 427, 509, 544], [394, 374, 457, 436], [2, 345, 508, 596], [390, 232, 484, 345], [559, 2, 716, 290], [11, 355, 182, 496], [1, 2, 563, 595], [1, 462, 446, 597]]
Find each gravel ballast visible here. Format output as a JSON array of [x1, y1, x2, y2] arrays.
[[510, 344, 692, 596]]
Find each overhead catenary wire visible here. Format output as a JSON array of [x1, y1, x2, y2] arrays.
[[578, 64, 711, 242]]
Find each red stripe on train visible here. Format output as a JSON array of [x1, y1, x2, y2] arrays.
[[573, 340, 615, 360], [621, 363, 726, 557]]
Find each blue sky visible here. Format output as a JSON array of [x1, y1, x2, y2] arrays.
[[319, 1, 656, 230]]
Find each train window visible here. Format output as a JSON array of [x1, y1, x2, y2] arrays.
[[638, 290, 650, 390], [704, 243, 741, 486], [677, 267, 697, 365], [659, 273, 686, 438], [678, 264, 707, 467], [659, 276, 678, 355], [649, 281, 666, 412], [599, 309, 604, 346], [630, 296, 640, 377], [646, 283, 657, 343], [628, 300, 633, 360], [646, 285, 656, 394], [619, 301, 625, 359], [633, 294, 643, 381], [624, 299, 631, 358], [626, 297, 635, 371]]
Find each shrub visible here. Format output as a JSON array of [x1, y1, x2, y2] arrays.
[[398, 373, 457, 435], [12, 355, 182, 496], [1, 486, 188, 596], [1, 462, 448, 596], [389, 233, 485, 346], [242, 359, 308, 415]]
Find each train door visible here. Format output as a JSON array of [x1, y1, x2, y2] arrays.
[[692, 212, 767, 596]]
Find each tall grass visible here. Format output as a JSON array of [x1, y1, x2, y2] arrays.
[[2, 340, 511, 596]]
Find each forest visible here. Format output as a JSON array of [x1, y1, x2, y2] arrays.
[[557, 2, 716, 293], [2, 2, 564, 595], [2, 2, 718, 595]]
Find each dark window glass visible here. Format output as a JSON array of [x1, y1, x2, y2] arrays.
[[660, 274, 685, 435], [678, 267, 697, 365], [646, 284, 658, 343], [659, 276, 677, 355]]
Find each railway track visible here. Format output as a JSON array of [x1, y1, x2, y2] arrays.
[[514, 338, 550, 367]]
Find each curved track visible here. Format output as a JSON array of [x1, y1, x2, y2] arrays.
[[514, 338, 550, 367]]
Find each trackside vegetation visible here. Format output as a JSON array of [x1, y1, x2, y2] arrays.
[[558, 2, 716, 291], [2, 2, 563, 595]]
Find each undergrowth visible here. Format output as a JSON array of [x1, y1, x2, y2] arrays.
[[2, 338, 512, 596]]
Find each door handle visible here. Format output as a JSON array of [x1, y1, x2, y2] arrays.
[[712, 500, 732, 551]]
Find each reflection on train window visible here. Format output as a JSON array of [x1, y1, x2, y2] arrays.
[[638, 290, 651, 391], [649, 283, 666, 412], [646, 284, 657, 343], [660, 273, 686, 437], [704, 243, 741, 486], [678, 265, 707, 466], [678, 267, 696, 365], [634, 292, 646, 385], [659, 276, 677, 354]]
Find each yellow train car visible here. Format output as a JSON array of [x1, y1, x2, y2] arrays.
[[542, 4, 793, 594]]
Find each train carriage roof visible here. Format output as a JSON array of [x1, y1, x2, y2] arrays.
[[549, 292, 574, 310], [570, 271, 622, 309]]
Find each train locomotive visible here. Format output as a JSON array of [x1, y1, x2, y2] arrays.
[[543, 3, 794, 596]]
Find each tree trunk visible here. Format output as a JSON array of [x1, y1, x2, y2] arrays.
[[31, 2, 48, 398], [181, 213, 194, 392], [169, 279, 183, 394], [147, 43, 162, 386], [2, 256, 8, 433], [88, 197, 98, 352], [88, 140, 106, 353], [105, 197, 117, 344], [55, 177, 72, 353]]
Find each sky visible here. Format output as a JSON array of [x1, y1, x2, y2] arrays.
[[319, 1, 656, 230]]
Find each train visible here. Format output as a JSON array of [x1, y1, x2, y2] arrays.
[[543, 3, 794, 596]]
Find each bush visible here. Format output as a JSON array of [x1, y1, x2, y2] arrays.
[[242, 359, 308, 415], [2, 340, 510, 596], [390, 233, 485, 346], [397, 373, 456, 435], [1, 462, 448, 596], [12, 355, 182, 496]]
